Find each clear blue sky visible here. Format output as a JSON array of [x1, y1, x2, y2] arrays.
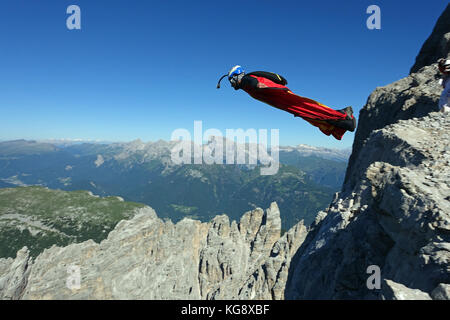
[[0, 0, 447, 148]]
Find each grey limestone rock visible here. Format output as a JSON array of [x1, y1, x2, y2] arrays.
[[0, 204, 307, 300], [284, 4, 450, 300], [0, 247, 32, 300], [382, 280, 431, 300]]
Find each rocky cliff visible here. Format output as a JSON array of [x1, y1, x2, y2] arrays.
[[0, 203, 306, 300], [284, 4, 450, 300], [1, 4, 449, 301], [410, 4, 450, 74]]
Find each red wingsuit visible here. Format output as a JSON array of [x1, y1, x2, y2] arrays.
[[237, 71, 355, 140]]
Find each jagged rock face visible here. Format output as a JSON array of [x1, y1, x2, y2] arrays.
[[345, 65, 443, 190], [0, 204, 307, 300], [285, 5, 450, 300], [410, 3, 450, 74], [0, 248, 31, 299], [285, 111, 450, 299], [2, 4, 449, 302], [346, 3, 450, 189], [382, 280, 432, 300]]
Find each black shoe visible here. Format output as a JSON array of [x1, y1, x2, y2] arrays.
[[350, 114, 356, 132], [331, 106, 356, 132], [346, 107, 356, 132], [337, 106, 354, 119], [342, 118, 356, 132]]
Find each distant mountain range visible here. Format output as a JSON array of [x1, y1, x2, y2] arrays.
[[279, 144, 351, 162], [2, 4, 449, 300], [0, 139, 350, 230]]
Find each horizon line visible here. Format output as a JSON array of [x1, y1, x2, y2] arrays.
[[0, 137, 353, 151]]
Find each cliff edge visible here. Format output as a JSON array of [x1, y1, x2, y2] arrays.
[[285, 4, 450, 300]]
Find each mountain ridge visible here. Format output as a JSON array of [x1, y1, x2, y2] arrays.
[[0, 139, 347, 229], [1, 4, 449, 300], [0, 202, 307, 300]]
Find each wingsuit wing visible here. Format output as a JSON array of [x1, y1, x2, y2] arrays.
[[239, 74, 349, 140]]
